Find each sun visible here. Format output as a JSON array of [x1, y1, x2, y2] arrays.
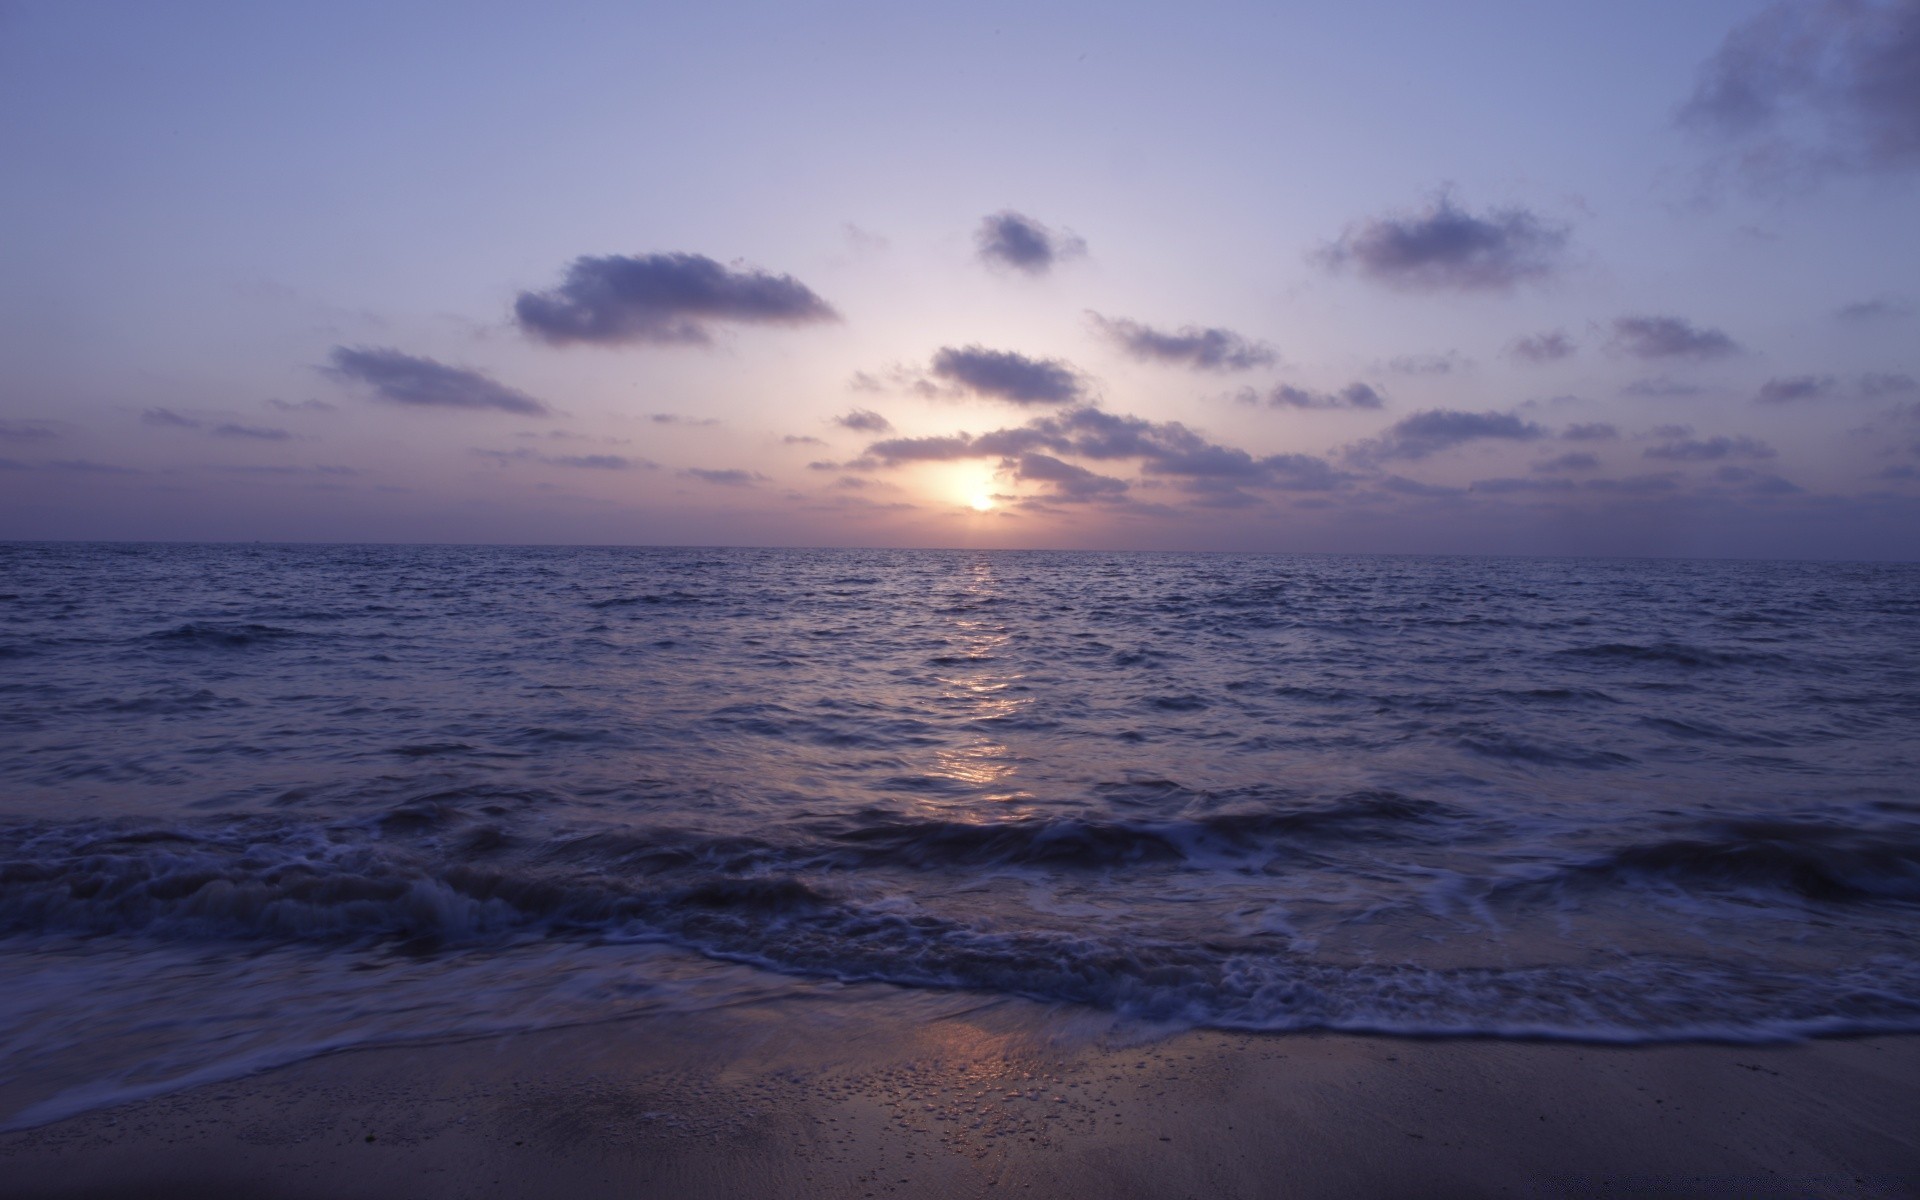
[[969, 492, 995, 512]]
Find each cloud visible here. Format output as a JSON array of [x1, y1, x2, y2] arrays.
[[1755, 375, 1836, 403], [1509, 330, 1577, 363], [1265, 382, 1386, 411], [1561, 422, 1620, 441], [1837, 295, 1914, 322], [1862, 372, 1919, 397], [1089, 314, 1276, 371], [1316, 191, 1570, 291], [1584, 474, 1681, 494], [211, 422, 291, 441], [835, 408, 893, 433], [683, 467, 765, 486], [975, 211, 1085, 275], [474, 448, 656, 470], [1534, 451, 1602, 472], [0, 419, 59, 441], [1382, 352, 1464, 376], [142, 407, 201, 429], [1347, 409, 1547, 462], [326, 347, 550, 415], [1715, 465, 1803, 494], [514, 253, 837, 346], [1644, 434, 1777, 461], [783, 434, 828, 446], [861, 405, 1347, 493], [651, 413, 722, 427], [1607, 316, 1742, 360], [1470, 477, 1578, 495], [1622, 377, 1708, 398], [930, 346, 1084, 406], [1013, 453, 1129, 502], [1680, 0, 1920, 183], [266, 398, 336, 413]]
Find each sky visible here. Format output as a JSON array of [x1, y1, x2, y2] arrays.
[[2, 0, 1918, 558]]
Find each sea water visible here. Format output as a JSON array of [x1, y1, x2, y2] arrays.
[[2, 543, 1917, 1125]]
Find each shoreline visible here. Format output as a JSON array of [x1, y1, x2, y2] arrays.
[[4, 987, 1916, 1199]]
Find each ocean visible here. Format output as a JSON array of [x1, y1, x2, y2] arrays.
[[2, 542, 1918, 1128]]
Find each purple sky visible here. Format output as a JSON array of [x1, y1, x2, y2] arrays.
[[2, 0, 1918, 557]]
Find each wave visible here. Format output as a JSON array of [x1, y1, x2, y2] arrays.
[[141, 622, 308, 649], [1552, 820, 1920, 902]]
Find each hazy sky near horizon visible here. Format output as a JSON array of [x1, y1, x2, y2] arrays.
[[3, 0, 1918, 557]]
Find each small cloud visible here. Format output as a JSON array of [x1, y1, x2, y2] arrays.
[[1875, 463, 1920, 481], [1644, 434, 1777, 462], [0, 419, 59, 441], [1089, 314, 1276, 371], [683, 467, 765, 487], [1316, 190, 1570, 292], [650, 413, 722, 427], [1534, 451, 1602, 472], [783, 434, 828, 446], [1680, 0, 1920, 185], [1837, 295, 1914, 322], [211, 423, 291, 441], [325, 346, 551, 416], [514, 253, 838, 346], [142, 407, 202, 429], [930, 346, 1083, 406], [1470, 477, 1578, 494], [975, 211, 1086, 275], [1608, 316, 1741, 360], [1267, 382, 1386, 411], [1381, 351, 1465, 376], [1860, 372, 1918, 397], [1585, 474, 1680, 494], [1715, 465, 1802, 494], [1755, 375, 1836, 404], [551, 454, 643, 470], [1562, 422, 1620, 441], [835, 408, 893, 434], [1622, 376, 1708, 398], [1348, 409, 1545, 462], [1508, 330, 1577, 363], [266, 398, 336, 413]]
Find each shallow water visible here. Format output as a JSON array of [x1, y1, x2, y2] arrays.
[[2, 543, 1918, 1125]]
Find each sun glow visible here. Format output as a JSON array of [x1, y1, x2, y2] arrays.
[[969, 492, 995, 512]]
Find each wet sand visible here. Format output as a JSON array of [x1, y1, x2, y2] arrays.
[[3, 989, 1917, 1199]]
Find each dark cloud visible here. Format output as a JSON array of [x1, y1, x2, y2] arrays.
[[930, 346, 1084, 406], [861, 405, 1347, 493], [1837, 295, 1914, 322], [975, 211, 1085, 275], [1378, 475, 1465, 498], [835, 408, 893, 433], [1585, 474, 1681, 494], [1755, 375, 1836, 403], [1861, 372, 1919, 397], [1622, 376, 1708, 398], [1089, 314, 1276, 371], [1266, 382, 1387, 411], [1608, 316, 1742, 360], [651, 413, 722, 427], [211, 422, 291, 441], [683, 467, 764, 486], [0, 419, 59, 441], [1509, 330, 1577, 363], [142, 407, 201, 429], [1561, 422, 1620, 441], [1317, 192, 1569, 291], [1347, 409, 1547, 462], [514, 253, 837, 346], [1680, 0, 1920, 182], [473, 447, 656, 470], [783, 434, 829, 446], [1012, 453, 1129, 502], [1534, 451, 1602, 472], [1715, 465, 1803, 494], [326, 347, 550, 416], [1471, 477, 1578, 495], [1644, 434, 1777, 461], [266, 398, 336, 413], [1382, 352, 1465, 376], [1875, 464, 1920, 480]]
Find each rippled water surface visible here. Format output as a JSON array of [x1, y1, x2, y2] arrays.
[[3, 543, 1918, 1124]]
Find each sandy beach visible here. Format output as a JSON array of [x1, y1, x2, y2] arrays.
[[4, 983, 1916, 1200]]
